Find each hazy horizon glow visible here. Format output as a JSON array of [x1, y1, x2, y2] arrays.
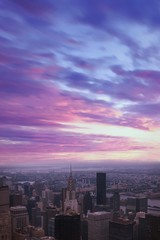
[[0, 0, 160, 166]]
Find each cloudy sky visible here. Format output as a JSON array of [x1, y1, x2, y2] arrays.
[[0, 0, 160, 166]]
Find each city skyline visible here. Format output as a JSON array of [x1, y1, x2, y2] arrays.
[[0, 0, 160, 166]]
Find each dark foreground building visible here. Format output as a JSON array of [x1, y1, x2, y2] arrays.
[[138, 214, 160, 240], [55, 213, 80, 240], [109, 219, 135, 240], [145, 214, 160, 240]]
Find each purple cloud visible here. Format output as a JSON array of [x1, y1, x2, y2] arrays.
[[0, 0, 160, 165], [125, 103, 160, 117], [69, 0, 160, 28]]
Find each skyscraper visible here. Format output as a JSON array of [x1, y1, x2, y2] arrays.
[[10, 206, 29, 234], [27, 197, 37, 222], [0, 186, 9, 212], [113, 190, 120, 213], [64, 166, 78, 213], [0, 212, 11, 240], [83, 192, 92, 216], [45, 206, 58, 235], [88, 211, 111, 240], [109, 219, 135, 240], [31, 206, 41, 227], [138, 214, 160, 240], [48, 217, 55, 237], [61, 188, 67, 212], [81, 218, 88, 240], [10, 193, 22, 207], [96, 172, 106, 205], [55, 213, 81, 240], [0, 186, 11, 240]]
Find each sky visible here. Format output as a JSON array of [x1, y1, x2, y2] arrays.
[[0, 0, 160, 167]]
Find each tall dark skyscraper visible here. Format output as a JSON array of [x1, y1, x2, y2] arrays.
[[113, 190, 120, 212], [31, 207, 41, 227], [96, 172, 106, 205], [83, 192, 92, 216], [0, 186, 9, 212]]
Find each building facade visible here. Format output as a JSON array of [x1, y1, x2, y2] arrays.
[[138, 214, 160, 240], [113, 191, 120, 213], [109, 219, 135, 240], [0, 186, 11, 240], [83, 192, 93, 216], [0, 212, 11, 240], [127, 197, 147, 214], [0, 186, 9, 212], [55, 213, 81, 240], [10, 206, 29, 233], [88, 211, 111, 240], [96, 173, 106, 205]]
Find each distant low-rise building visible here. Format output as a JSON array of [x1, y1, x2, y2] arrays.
[[126, 197, 147, 214]]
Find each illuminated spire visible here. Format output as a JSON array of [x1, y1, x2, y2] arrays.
[[67, 164, 75, 192]]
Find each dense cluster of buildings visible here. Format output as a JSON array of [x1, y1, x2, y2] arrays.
[[0, 168, 160, 240]]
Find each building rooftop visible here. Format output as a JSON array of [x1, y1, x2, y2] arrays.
[[10, 206, 27, 210], [111, 217, 135, 225]]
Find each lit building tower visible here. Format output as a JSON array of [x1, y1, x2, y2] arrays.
[[0, 186, 11, 240], [64, 166, 78, 213], [96, 172, 106, 205], [67, 165, 76, 199]]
